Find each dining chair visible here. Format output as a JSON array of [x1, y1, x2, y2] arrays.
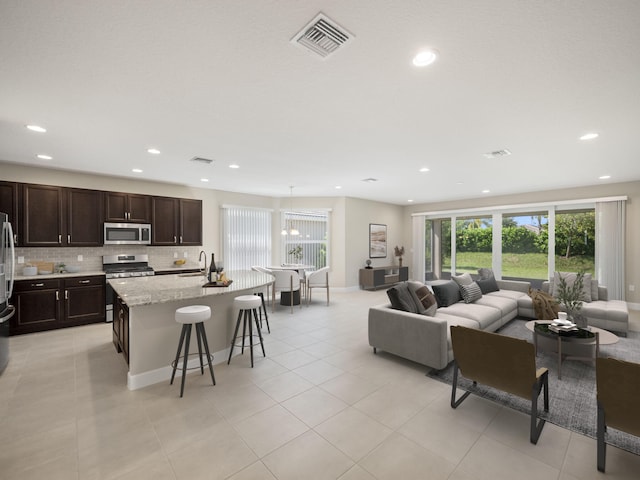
[[306, 267, 330, 306], [271, 270, 302, 314]]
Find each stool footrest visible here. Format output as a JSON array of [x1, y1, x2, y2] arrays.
[[171, 352, 214, 371]]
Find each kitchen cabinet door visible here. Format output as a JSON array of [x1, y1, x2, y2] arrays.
[[151, 196, 179, 245], [105, 192, 151, 223], [11, 279, 62, 335], [67, 188, 103, 246], [21, 184, 64, 246], [113, 295, 129, 364], [179, 199, 202, 246], [0, 181, 19, 245], [62, 276, 105, 326]]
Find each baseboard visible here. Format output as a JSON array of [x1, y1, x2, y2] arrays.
[[127, 346, 231, 390], [627, 302, 640, 311]]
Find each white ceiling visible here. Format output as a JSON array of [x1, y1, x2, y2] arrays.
[[1, 1, 639, 205]]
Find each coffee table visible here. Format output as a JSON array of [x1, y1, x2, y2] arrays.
[[525, 320, 619, 379]]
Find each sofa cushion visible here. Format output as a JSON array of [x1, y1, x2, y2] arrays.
[[460, 282, 482, 303], [477, 268, 495, 279], [477, 276, 499, 294], [432, 281, 462, 307], [386, 283, 418, 313], [591, 279, 599, 301], [409, 284, 438, 316], [439, 302, 502, 330], [452, 272, 473, 287], [553, 271, 592, 302]]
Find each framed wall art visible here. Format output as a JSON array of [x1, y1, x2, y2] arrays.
[[369, 223, 387, 258]]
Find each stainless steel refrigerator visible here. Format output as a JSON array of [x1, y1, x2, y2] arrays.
[[1, 212, 16, 374]]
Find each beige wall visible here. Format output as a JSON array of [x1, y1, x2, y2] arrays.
[[403, 181, 640, 305]]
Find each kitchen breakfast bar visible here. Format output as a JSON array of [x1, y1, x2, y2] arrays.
[[108, 270, 273, 390]]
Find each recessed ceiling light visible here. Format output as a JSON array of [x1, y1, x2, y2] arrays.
[[599, 175, 611, 180], [147, 148, 161, 154], [229, 164, 240, 169], [36, 154, 52, 160], [580, 133, 599, 141], [200, 178, 209, 182], [132, 168, 143, 173], [412, 49, 438, 67], [419, 167, 430, 173], [26, 124, 46, 133], [335, 185, 342, 189], [407, 199, 414, 203], [482, 189, 490, 194]]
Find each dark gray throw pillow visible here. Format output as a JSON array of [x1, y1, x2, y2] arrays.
[[408, 284, 438, 316], [431, 281, 462, 307], [387, 282, 418, 313], [477, 276, 499, 294]]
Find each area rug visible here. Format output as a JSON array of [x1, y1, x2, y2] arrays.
[[428, 319, 640, 455]]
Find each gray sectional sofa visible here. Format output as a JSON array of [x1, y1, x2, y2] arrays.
[[368, 276, 628, 371]]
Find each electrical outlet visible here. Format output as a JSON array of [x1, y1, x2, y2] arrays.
[[173, 252, 178, 258], [629, 284, 635, 292], [183, 252, 188, 258], [77, 255, 83, 261], [17, 256, 24, 264]]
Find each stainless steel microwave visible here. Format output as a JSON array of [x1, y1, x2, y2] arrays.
[[104, 222, 151, 245]]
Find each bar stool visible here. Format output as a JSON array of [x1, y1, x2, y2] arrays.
[[170, 305, 216, 397], [227, 295, 266, 367], [254, 292, 271, 333]]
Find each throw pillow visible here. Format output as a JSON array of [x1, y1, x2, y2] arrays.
[[452, 272, 473, 287], [552, 271, 592, 302], [431, 281, 462, 307], [409, 284, 438, 316], [591, 278, 599, 301], [460, 282, 483, 303], [477, 268, 495, 280], [477, 276, 499, 294], [386, 282, 418, 313]]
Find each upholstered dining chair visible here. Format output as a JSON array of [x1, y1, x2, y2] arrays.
[[271, 270, 302, 314], [306, 267, 330, 306], [450, 325, 549, 444], [596, 356, 640, 472]]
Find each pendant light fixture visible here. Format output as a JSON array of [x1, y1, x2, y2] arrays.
[[281, 186, 300, 236]]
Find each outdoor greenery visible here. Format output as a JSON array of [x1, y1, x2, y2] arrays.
[[437, 211, 595, 279]]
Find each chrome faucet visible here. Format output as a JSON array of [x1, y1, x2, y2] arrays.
[[198, 251, 207, 275]]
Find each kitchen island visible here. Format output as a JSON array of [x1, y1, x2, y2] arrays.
[[108, 270, 273, 390]]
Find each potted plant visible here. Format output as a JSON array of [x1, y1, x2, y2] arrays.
[[288, 245, 303, 263], [555, 272, 587, 327]]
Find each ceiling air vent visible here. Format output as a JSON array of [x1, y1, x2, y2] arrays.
[[482, 149, 512, 159], [291, 13, 354, 59], [190, 156, 214, 165], [362, 178, 378, 183]]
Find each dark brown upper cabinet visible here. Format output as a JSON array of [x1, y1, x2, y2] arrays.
[[0, 181, 19, 244], [104, 192, 151, 223], [21, 184, 103, 247], [152, 197, 202, 246]]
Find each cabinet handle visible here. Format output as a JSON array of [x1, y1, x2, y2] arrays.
[[179, 235, 183, 244], [33, 283, 45, 287], [173, 236, 176, 243], [67, 234, 70, 243], [58, 234, 62, 244], [56, 291, 59, 301], [65, 290, 69, 300], [14, 233, 18, 245], [79, 280, 91, 284]]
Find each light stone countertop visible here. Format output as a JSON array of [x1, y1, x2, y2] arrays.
[[14, 270, 106, 281], [107, 270, 273, 307]]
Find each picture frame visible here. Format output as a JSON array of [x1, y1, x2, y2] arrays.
[[369, 223, 387, 258]]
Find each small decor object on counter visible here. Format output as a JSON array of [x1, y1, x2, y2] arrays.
[[57, 263, 66, 273], [365, 259, 372, 269], [208, 253, 217, 282], [394, 245, 405, 267], [174, 259, 186, 266], [65, 265, 81, 273], [23, 265, 38, 276]]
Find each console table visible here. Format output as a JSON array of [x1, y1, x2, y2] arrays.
[[359, 266, 408, 290]]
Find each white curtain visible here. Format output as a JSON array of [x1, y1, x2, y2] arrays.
[[221, 206, 272, 271], [412, 215, 425, 282], [595, 200, 626, 300]]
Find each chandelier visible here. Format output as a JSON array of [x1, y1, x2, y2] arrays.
[[281, 186, 300, 236]]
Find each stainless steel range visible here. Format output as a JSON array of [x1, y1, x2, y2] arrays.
[[103, 254, 154, 322]]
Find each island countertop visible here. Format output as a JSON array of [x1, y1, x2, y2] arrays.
[[108, 270, 273, 307]]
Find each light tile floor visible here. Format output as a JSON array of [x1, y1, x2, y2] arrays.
[[1, 289, 639, 479]]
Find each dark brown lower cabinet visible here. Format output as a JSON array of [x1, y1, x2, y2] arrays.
[[112, 295, 129, 364], [11, 276, 106, 335]]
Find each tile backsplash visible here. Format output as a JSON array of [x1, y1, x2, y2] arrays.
[[15, 245, 210, 273]]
